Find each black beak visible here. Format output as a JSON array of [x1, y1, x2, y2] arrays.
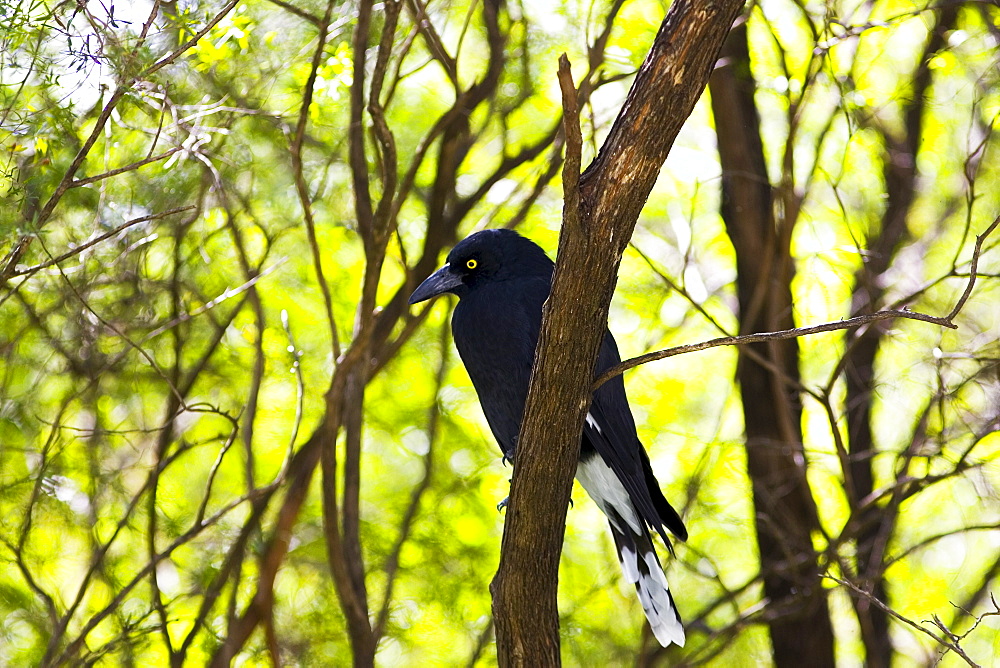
[[409, 264, 463, 304]]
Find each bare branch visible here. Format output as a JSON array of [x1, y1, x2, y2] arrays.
[[7, 206, 195, 279], [594, 214, 999, 390], [595, 308, 951, 390], [292, 0, 342, 359], [825, 575, 982, 667], [944, 214, 1000, 321], [68, 148, 182, 188]]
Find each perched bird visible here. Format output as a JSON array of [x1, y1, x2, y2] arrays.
[[409, 229, 687, 647]]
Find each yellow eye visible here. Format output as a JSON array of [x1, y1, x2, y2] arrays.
[[466, 258, 478, 270]]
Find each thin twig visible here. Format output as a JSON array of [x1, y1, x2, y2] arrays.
[[8, 206, 195, 278], [826, 575, 981, 667], [68, 148, 182, 188], [595, 309, 951, 390], [945, 214, 1000, 321]]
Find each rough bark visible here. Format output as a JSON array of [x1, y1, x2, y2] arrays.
[[490, 2, 744, 665], [709, 22, 836, 667]]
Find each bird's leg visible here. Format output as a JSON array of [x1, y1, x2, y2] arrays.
[[501, 441, 516, 467], [495, 446, 571, 510], [497, 443, 515, 510], [496, 480, 573, 511], [497, 476, 512, 512]]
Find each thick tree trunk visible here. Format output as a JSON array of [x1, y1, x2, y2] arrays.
[[490, 2, 743, 665], [709, 22, 836, 667]]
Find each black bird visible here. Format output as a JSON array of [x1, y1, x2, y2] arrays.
[[409, 229, 687, 647]]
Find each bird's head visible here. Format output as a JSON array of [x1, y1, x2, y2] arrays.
[[408, 229, 553, 304]]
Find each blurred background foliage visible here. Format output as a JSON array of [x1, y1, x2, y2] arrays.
[[0, 0, 998, 665]]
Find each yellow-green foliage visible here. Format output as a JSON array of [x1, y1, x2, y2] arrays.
[[1, 0, 998, 666]]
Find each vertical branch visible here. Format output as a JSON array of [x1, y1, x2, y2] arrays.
[[292, 0, 342, 359], [373, 320, 450, 641], [341, 6, 404, 634], [338, 3, 405, 665], [349, 0, 376, 245], [286, 0, 379, 663]]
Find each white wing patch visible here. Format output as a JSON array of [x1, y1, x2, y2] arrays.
[[585, 411, 601, 433], [575, 457, 642, 537]]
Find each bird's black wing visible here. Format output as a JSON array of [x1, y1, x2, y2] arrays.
[[451, 276, 549, 460], [582, 332, 687, 544]]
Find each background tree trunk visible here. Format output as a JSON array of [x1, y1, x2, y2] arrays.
[[841, 7, 959, 666], [709, 21, 836, 667]]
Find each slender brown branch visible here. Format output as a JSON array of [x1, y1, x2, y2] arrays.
[[368, 0, 402, 239], [68, 148, 182, 188], [595, 213, 1000, 389], [594, 309, 954, 390], [292, 0, 342, 359], [945, 214, 1000, 321], [405, 0, 459, 86], [7, 206, 195, 279], [825, 575, 981, 667]]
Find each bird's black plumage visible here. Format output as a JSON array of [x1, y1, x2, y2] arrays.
[[409, 229, 687, 647]]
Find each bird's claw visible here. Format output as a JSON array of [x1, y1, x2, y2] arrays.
[[497, 494, 569, 512]]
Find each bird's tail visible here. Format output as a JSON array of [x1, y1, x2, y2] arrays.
[[607, 509, 685, 648]]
